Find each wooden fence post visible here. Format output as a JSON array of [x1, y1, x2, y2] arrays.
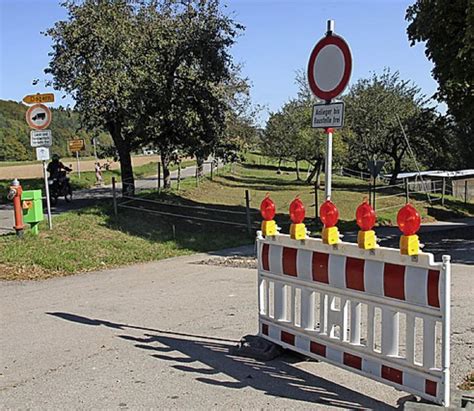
[[465, 180, 468, 204], [245, 189, 252, 237], [112, 177, 118, 217], [195, 162, 199, 187], [373, 177, 377, 212], [210, 161, 214, 181], [157, 162, 161, 191], [177, 163, 181, 190], [314, 182, 319, 222], [442, 177, 446, 206], [405, 178, 409, 204]]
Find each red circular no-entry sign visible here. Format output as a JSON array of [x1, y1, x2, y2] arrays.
[[307, 34, 352, 101]]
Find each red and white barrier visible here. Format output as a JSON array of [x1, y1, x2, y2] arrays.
[[257, 233, 451, 406]]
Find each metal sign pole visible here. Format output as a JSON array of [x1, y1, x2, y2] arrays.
[[325, 127, 333, 200], [76, 151, 81, 178], [42, 160, 53, 230]]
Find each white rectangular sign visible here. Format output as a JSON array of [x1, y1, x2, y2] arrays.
[[36, 147, 50, 161], [311, 102, 344, 128], [30, 130, 52, 147]]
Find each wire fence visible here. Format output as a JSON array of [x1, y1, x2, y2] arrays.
[[113, 176, 259, 237]]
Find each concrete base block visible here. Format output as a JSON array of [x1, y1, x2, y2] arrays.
[[402, 390, 473, 410], [230, 335, 284, 361]]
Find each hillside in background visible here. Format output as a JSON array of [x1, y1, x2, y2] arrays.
[[0, 99, 113, 161]]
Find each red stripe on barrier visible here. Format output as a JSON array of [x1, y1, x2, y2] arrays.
[[310, 341, 326, 357], [425, 379, 437, 396], [427, 270, 440, 308], [282, 247, 298, 277], [383, 263, 405, 300], [312, 252, 329, 283], [345, 257, 365, 291], [281, 331, 295, 345], [262, 323, 268, 336], [381, 365, 403, 385], [262, 244, 270, 271], [343, 352, 362, 370]]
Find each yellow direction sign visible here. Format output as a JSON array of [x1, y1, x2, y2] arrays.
[[69, 139, 86, 153], [23, 93, 55, 104]]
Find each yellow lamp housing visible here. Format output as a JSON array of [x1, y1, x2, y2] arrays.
[[357, 230, 377, 250], [261, 220, 277, 237], [322, 226, 339, 245], [400, 234, 420, 256], [290, 223, 306, 240]]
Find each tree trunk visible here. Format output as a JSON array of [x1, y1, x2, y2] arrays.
[[295, 160, 301, 181], [315, 161, 322, 188], [277, 158, 282, 175], [196, 155, 205, 178], [109, 124, 134, 196], [390, 157, 402, 185], [305, 158, 323, 185], [160, 149, 171, 189]]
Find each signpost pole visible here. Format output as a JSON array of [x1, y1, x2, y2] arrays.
[[325, 127, 333, 200], [42, 161, 53, 230], [76, 151, 81, 178]]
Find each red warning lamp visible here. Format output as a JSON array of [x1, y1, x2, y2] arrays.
[[260, 196, 276, 221], [356, 201, 376, 231], [397, 204, 421, 236], [320, 200, 339, 228], [289, 197, 305, 224]]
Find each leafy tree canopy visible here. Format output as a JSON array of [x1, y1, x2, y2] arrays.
[[406, 0, 474, 166]]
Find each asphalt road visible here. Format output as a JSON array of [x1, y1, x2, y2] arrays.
[[1, 249, 472, 409]]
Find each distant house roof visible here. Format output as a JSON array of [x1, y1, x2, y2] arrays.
[[384, 169, 474, 180]]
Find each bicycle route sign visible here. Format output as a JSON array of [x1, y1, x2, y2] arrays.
[[25, 103, 52, 130]]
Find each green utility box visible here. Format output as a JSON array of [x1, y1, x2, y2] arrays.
[[21, 189, 43, 235]]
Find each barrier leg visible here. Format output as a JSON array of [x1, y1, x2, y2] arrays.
[[274, 282, 287, 321], [367, 305, 375, 350], [319, 293, 328, 334], [423, 318, 436, 369], [406, 313, 415, 364], [350, 301, 361, 345], [258, 278, 267, 316], [382, 307, 399, 356], [301, 289, 315, 330]]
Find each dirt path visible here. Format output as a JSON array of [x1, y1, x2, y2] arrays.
[[0, 155, 161, 180]]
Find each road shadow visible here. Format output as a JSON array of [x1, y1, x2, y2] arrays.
[[46, 312, 398, 410]]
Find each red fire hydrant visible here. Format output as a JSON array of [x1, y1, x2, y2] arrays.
[[7, 179, 24, 237]]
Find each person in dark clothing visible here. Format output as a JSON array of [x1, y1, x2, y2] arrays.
[[47, 154, 72, 179]]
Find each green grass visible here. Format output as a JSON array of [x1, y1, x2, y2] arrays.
[[1, 159, 471, 281], [0, 200, 249, 281]]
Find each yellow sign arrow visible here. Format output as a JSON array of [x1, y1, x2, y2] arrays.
[[23, 93, 55, 104]]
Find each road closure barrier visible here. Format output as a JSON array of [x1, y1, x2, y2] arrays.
[[256, 233, 451, 406]]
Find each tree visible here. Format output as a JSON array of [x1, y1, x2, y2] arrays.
[[46, 0, 141, 193], [344, 70, 435, 184], [262, 70, 347, 184], [132, 0, 243, 187], [406, 0, 473, 167]]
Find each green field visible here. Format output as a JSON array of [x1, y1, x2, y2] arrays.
[[1, 159, 472, 280]]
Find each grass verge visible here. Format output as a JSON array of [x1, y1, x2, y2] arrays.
[[0, 200, 249, 281], [1, 160, 471, 281]]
